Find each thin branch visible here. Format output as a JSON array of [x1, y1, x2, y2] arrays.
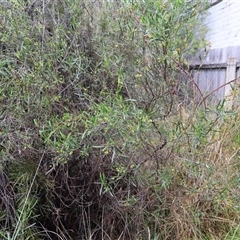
[[199, 76, 240, 106]]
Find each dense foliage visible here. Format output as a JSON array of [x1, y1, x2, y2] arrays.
[[0, 0, 239, 239]]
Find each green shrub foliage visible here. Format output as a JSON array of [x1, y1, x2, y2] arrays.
[[2, 1, 239, 240]]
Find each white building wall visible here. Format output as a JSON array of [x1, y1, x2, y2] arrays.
[[206, 0, 240, 49]]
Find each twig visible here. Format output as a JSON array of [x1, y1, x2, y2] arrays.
[[199, 76, 240, 106]]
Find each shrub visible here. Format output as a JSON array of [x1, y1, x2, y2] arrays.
[[1, 1, 239, 240]]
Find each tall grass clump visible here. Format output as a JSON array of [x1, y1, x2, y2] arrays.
[[0, 0, 239, 239]]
